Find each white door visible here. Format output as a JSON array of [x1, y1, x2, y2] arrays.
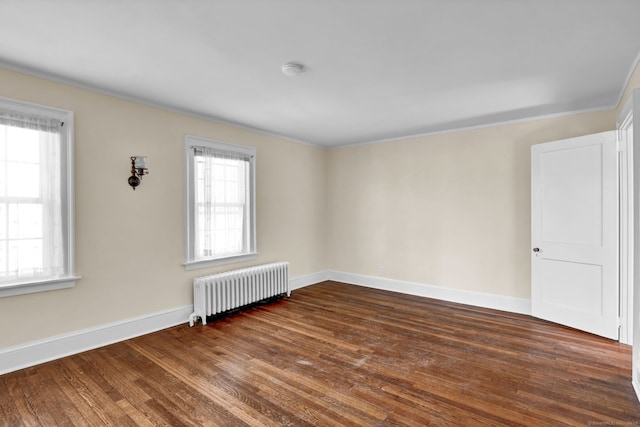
[[531, 131, 618, 340]]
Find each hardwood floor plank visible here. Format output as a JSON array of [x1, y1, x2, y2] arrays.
[[3, 374, 37, 427], [1, 280, 639, 426], [249, 358, 386, 426], [0, 376, 24, 427], [47, 362, 113, 426], [7, 370, 58, 426], [115, 398, 160, 427], [127, 340, 277, 427], [35, 366, 88, 426], [78, 348, 152, 407], [119, 342, 243, 426], [249, 365, 355, 426], [55, 357, 128, 426]]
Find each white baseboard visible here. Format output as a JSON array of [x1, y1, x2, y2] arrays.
[[326, 270, 532, 316], [0, 305, 193, 376], [0, 270, 530, 376], [0, 271, 329, 375], [634, 379, 640, 403], [290, 270, 331, 291], [0, 271, 329, 376]]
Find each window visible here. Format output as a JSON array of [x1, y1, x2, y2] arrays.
[[184, 135, 256, 269], [0, 97, 77, 297]]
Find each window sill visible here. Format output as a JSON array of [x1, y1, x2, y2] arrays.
[[183, 253, 257, 271], [0, 276, 81, 298]]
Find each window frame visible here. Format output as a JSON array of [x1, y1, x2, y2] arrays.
[[183, 135, 257, 270], [0, 96, 79, 297]]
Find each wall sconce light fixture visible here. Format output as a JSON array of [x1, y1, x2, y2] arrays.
[[128, 156, 148, 190]]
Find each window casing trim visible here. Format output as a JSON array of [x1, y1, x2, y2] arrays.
[[0, 276, 81, 297], [0, 96, 78, 297], [183, 135, 257, 269], [182, 253, 258, 271]]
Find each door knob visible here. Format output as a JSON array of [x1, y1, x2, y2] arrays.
[[532, 247, 540, 253]]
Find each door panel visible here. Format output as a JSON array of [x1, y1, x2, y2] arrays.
[[531, 131, 618, 340], [540, 144, 603, 245], [538, 260, 602, 313]]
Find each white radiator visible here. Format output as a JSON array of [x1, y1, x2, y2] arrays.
[[189, 262, 290, 326]]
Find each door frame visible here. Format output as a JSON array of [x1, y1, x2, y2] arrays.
[[616, 88, 640, 400], [618, 103, 634, 345]]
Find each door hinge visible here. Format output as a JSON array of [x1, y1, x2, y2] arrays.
[[617, 317, 623, 328]]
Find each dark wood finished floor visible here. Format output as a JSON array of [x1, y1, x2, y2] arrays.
[[1, 281, 639, 426]]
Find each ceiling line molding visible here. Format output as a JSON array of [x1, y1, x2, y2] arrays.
[[0, 58, 626, 151], [615, 49, 640, 110], [0, 61, 325, 150], [328, 104, 616, 150]]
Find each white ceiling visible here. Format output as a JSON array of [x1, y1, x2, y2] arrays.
[[1, 1, 640, 148]]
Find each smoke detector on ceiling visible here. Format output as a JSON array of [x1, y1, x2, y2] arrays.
[[282, 62, 304, 76]]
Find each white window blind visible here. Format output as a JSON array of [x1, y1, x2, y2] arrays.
[[0, 97, 77, 295], [184, 136, 256, 269]]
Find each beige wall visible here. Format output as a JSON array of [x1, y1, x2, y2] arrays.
[[2, 57, 639, 352], [0, 68, 327, 349], [327, 111, 615, 299], [326, 58, 640, 301]]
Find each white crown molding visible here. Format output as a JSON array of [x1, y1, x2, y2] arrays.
[[0, 61, 325, 150], [329, 104, 616, 149], [328, 54, 640, 149], [615, 49, 640, 110], [0, 59, 628, 151]]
